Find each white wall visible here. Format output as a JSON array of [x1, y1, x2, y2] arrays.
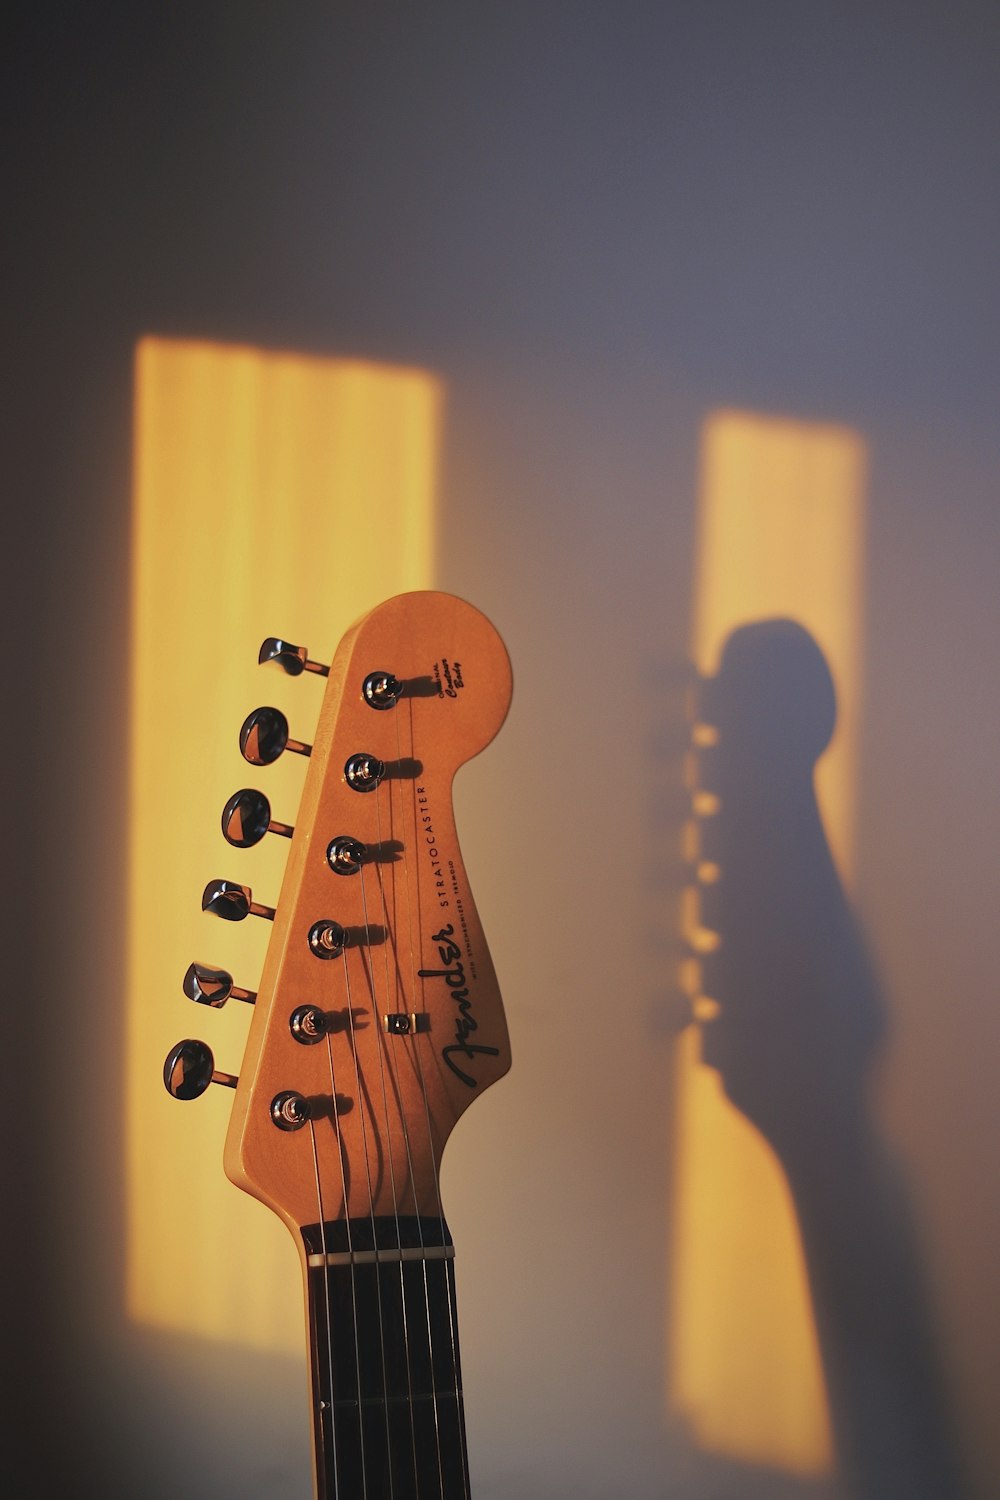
[[7, 4, 999, 1497]]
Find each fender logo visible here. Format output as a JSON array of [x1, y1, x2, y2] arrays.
[[418, 923, 499, 1087]]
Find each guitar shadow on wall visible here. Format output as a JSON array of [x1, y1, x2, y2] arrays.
[[690, 618, 965, 1500]]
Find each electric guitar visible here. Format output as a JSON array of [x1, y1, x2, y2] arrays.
[[163, 591, 512, 1500]]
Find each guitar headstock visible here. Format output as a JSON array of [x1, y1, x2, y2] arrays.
[[164, 591, 512, 1236], [686, 620, 881, 1144]]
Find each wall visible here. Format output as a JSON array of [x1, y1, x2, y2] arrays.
[[6, 4, 999, 1497]]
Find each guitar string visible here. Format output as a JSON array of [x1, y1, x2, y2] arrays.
[[310, 690, 395, 1500], [379, 711, 452, 1497], [392, 691, 471, 1500], [359, 774, 446, 1500], [308, 1112, 344, 1500], [338, 933, 395, 1499], [313, 942, 372, 1498], [349, 784, 421, 1495], [316, 656, 476, 1500], [365, 767, 447, 1500], [366, 694, 463, 1496]]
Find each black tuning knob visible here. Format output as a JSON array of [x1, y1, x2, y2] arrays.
[[163, 1039, 237, 1100], [240, 706, 311, 766], [202, 879, 275, 922], [221, 788, 293, 848], [258, 637, 329, 677], [183, 961, 257, 1008]]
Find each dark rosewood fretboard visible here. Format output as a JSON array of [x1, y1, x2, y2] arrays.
[[303, 1216, 470, 1500]]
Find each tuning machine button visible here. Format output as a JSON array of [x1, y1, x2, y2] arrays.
[[183, 961, 257, 1008], [362, 671, 403, 710], [221, 788, 293, 848], [240, 706, 312, 766], [345, 753, 385, 793], [258, 637, 329, 677], [202, 879, 275, 922], [163, 1039, 237, 1100]]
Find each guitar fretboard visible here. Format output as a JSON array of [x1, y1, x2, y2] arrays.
[[303, 1216, 470, 1500]]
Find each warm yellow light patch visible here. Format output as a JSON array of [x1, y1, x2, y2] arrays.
[[127, 337, 440, 1348], [692, 409, 866, 879], [670, 408, 867, 1473]]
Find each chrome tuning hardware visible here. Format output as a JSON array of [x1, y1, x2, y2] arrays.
[[183, 961, 256, 1008], [270, 1091, 312, 1131], [344, 753, 385, 793], [163, 1039, 237, 1100], [289, 1004, 329, 1045], [363, 671, 403, 710], [221, 788, 293, 848], [258, 637, 329, 677], [202, 879, 275, 922], [308, 919, 347, 959], [326, 836, 367, 875], [385, 1012, 431, 1035], [240, 706, 311, 766]]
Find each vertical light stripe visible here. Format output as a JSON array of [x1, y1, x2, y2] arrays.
[[670, 409, 867, 1472], [127, 338, 440, 1347]]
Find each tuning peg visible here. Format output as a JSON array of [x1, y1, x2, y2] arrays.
[[202, 879, 275, 922], [163, 1038, 237, 1100], [258, 637, 329, 677], [344, 753, 386, 792], [221, 788, 293, 848], [240, 706, 311, 766], [326, 835, 367, 875], [362, 671, 403, 710], [183, 961, 257, 1008]]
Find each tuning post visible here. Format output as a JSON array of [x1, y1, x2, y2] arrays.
[[289, 1005, 329, 1045], [258, 637, 329, 677], [240, 706, 312, 766], [202, 879, 275, 922], [308, 920, 347, 959], [344, 753, 385, 793], [221, 788, 293, 848], [183, 961, 257, 1007], [163, 1039, 237, 1100], [270, 1091, 312, 1131], [326, 836, 367, 876], [362, 671, 403, 710]]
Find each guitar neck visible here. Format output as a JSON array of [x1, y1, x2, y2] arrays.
[[303, 1215, 471, 1500], [163, 594, 512, 1498]]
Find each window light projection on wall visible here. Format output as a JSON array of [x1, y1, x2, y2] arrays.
[[671, 409, 868, 1474], [127, 337, 441, 1349]]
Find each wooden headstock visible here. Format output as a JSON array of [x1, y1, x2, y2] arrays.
[[221, 591, 512, 1235]]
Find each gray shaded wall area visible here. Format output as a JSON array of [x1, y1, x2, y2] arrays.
[[5, 4, 999, 1497]]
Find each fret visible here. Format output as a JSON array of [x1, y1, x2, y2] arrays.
[[304, 1217, 470, 1500], [307, 1246, 456, 1269]]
